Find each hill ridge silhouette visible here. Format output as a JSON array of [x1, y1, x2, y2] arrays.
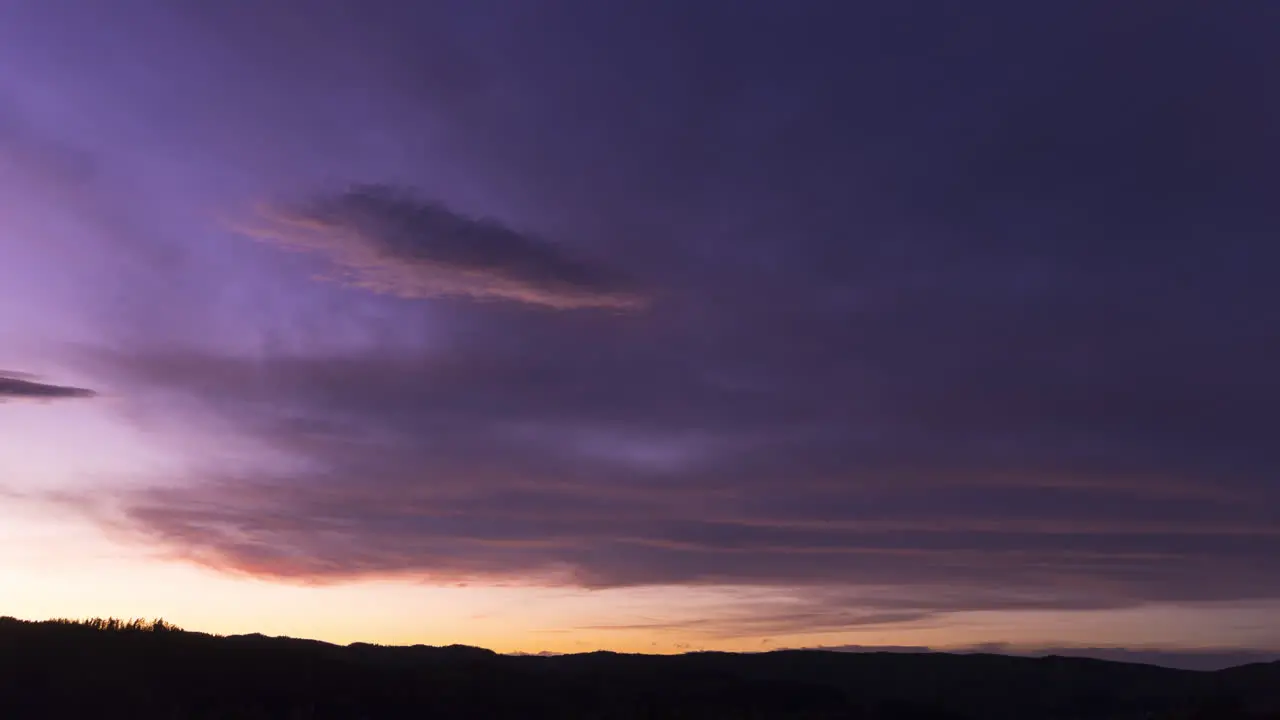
[[3, 616, 1278, 718]]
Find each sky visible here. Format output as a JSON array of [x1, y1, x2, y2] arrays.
[[1, 1, 1278, 670]]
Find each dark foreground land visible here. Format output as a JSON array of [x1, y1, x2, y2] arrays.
[[2, 617, 1278, 719]]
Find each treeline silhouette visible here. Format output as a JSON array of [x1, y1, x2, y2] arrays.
[[2, 616, 1278, 719]]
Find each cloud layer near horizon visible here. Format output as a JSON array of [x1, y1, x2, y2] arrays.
[[83, 294, 1279, 609]]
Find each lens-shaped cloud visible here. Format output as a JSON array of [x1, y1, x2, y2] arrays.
[[242, 184, 648, 310], [0, 371, 96, 401]]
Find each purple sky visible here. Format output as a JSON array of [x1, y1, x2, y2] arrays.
[[1, 1, 1278, 667]]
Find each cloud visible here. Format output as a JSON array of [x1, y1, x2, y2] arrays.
[[0, 371, 96, 401], [578, 610, 937, 639], [241, 184, 647, 310], [72, 337, 1280, 613]]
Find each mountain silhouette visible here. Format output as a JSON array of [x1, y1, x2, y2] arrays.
[[2, 617, 1277, 718]]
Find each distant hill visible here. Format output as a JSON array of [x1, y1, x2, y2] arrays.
[[2, 616, 1278, 719]]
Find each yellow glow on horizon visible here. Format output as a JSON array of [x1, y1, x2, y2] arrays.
[[6, 515, 1279, 655]]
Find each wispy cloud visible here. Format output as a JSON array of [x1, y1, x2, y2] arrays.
[[241, 184, 648, 310], [579, 610, 936, 639], [0, 371, 95, 401]]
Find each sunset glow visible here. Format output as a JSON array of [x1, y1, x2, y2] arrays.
[[1, 2, 1277, 672]]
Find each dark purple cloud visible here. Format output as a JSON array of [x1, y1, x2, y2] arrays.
[[243, 184, 647, 309], [30, 0, 1279, 630], [0, 371, 95, 401]]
